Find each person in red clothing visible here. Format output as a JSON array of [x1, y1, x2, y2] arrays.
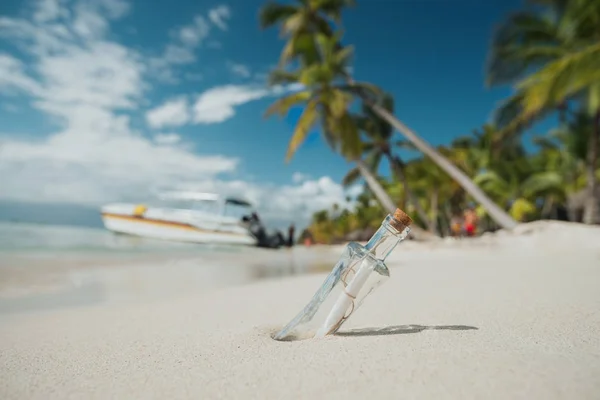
[[463, 207, 479, 237]]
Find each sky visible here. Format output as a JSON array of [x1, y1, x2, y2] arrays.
[[0, 0, 545, 229]]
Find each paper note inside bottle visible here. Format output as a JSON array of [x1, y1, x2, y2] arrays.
[[273, 209, 412, 341]]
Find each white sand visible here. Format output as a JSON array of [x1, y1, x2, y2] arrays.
[[1, 221, 600, 399]]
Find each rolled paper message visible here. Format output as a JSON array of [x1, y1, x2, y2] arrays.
[[273, 208, 412, 341]]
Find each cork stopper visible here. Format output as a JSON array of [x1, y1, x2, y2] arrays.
[[390, 208, 412, 231]]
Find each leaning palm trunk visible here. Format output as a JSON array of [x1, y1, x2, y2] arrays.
[[387, 154, 433, 231], [355, 158, 395, 211], [582, 110, 600, 224], [366, 103, 519, 230], [430, 187, 439, 234], [355, 159, 437, 241]]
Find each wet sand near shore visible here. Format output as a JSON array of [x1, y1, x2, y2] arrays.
[[0, 245, 339, 314]]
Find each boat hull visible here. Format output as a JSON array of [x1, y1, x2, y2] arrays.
[[101, 212, 257, 246]]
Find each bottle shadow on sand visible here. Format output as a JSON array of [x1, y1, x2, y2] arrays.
[[335, 324, 479, 337]]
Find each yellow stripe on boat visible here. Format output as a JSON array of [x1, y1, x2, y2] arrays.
[[101, 213, 246, 236]]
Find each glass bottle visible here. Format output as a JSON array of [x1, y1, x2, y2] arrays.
[[273, 209, 412, 341]]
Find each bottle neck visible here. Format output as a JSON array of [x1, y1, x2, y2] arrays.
[[364, 215, 410, 260]]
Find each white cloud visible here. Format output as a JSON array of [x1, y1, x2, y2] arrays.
[[228, 62, 251, 78], [145, 82, 302, 129], [264, 177, 358, 223], [39, 42, 143, 109], [192, 84, 268, 124], [292, 172, 310, 183], [153, 133, 182, 145], [0, 54, 43, 95], [162, 44, 195, 64], [33, 0, 69, 23], [208, 5, 230, 31], [178, 15, 209, 46], [149, 10, 221, 83], [71, 0, 130, 38], [146, 97, 190, 129], [190, 83, 303, 124]]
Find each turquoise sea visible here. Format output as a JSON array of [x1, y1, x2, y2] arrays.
[[0, 221, 248, 254], [0, 221, 333, 315]]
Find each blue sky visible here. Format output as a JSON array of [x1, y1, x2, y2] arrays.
[[0, 0, 550, 226]]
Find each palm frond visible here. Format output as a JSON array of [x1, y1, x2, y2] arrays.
[[264, 90, 313, 118], [320, 113, 337, 151], [281, 12, 305, 35], [395, 140, 417, 151], [338, 113, 362, 160], [333, 45, 354, 67], [487, 12, 562, 86], [358, 93, 394, 139], [560, 0, 600, 41], [299, 63, 332, 86], [531, 135, 560, 150], [259, 3, 298, 29], [521, 171, 563, 197], [473, 171, 509, 197], [342, 167, 361, 187], [587, 81, 600, 114], [492, 92, 552, 138], [286, 99, 319, 161], [279, 32, 321, 66], [328, 88, 353, 118], [361, 142, 376, 152], [340, 81, 384, 102], [268, 69, 300, 86], [451, 135, 476, 148], [316, 0, 356, 23], [364, 149, 382, 171], [517, 41, 600, 117]]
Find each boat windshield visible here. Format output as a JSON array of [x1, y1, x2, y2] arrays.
[[190, 200, 220, 214], [222, 202, 253, 220], [152, 192, 253, 220]]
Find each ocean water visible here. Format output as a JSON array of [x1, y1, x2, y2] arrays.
[[0, 221, 246, 254], [0, 222, 336, 315]]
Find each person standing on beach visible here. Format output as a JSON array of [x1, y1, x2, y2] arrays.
[[463, 207, 479, 237], [287, 224, 295, 247], [450, 214, 463, 237]]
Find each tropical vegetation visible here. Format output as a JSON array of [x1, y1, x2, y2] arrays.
[[259, 0, 600, 243]]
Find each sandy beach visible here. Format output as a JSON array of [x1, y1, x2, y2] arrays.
[[1, 221, 600, 399]]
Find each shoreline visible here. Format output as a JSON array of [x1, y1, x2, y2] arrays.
[[0, 244, 340, 314]]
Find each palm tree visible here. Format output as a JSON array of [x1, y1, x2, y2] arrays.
[[342, 95, 433, 232], [533, 114, 599, 220], [260, 0, 519, 230], [487, 0, 600, 223], [264, 33, 406, 231], [259, 0, 355, 66], [528, 144, 578, 219], [405, 156, 459, 233]]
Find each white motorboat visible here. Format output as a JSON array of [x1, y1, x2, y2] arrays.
[[100, 191, 259, 246]]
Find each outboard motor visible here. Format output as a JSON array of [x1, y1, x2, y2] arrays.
[[266, 229, 285, 249], [243, 215, 282, 249]]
